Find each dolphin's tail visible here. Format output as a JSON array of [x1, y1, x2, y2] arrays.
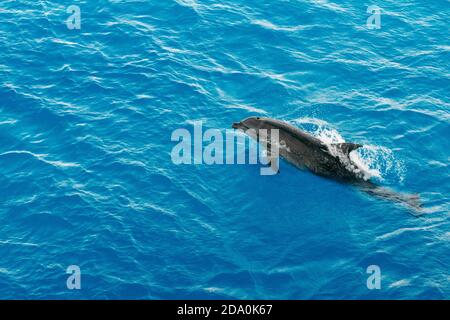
[[357, 181, 423, 216]]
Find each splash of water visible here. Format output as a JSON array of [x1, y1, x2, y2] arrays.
[[290, 118, 405, 183]]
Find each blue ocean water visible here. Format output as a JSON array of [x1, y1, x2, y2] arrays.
[[0, 0, 449, 299]]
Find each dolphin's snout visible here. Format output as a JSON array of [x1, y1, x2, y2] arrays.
[[232, 122, 241, 129]]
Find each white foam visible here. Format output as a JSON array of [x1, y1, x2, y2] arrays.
[[288, 118, 405, 182], [349, 146, 383, 180]]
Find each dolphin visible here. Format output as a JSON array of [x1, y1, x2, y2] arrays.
[[232, 116, 422, 214]]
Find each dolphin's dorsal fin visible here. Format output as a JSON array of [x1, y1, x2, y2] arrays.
[[332, 143, 363, 155]]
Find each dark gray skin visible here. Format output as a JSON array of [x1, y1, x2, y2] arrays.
[[232, 117, 422, 214]]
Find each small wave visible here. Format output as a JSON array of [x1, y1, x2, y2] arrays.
[[114, 18, 156, 33], [203, 287, 224, 293], [311, 0, 348, 13], [0, 119, 17, 126], [174, 0, 202, 12], [50, 38, 79, 47], [225, 104, 268, 114], [389, 279, 412, 288], [0, 240, 39, 247], [251, 19, 306, 32], [0, 150, 80, 168], [376, 222, 446, 240]]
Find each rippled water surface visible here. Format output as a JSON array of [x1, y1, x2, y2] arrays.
[[0, 0, 449, 299]]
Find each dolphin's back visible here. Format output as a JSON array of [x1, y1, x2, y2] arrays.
[[260, 118, 367, 181], [263, 118, 325, 149], [260, 118, 346, 177]]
